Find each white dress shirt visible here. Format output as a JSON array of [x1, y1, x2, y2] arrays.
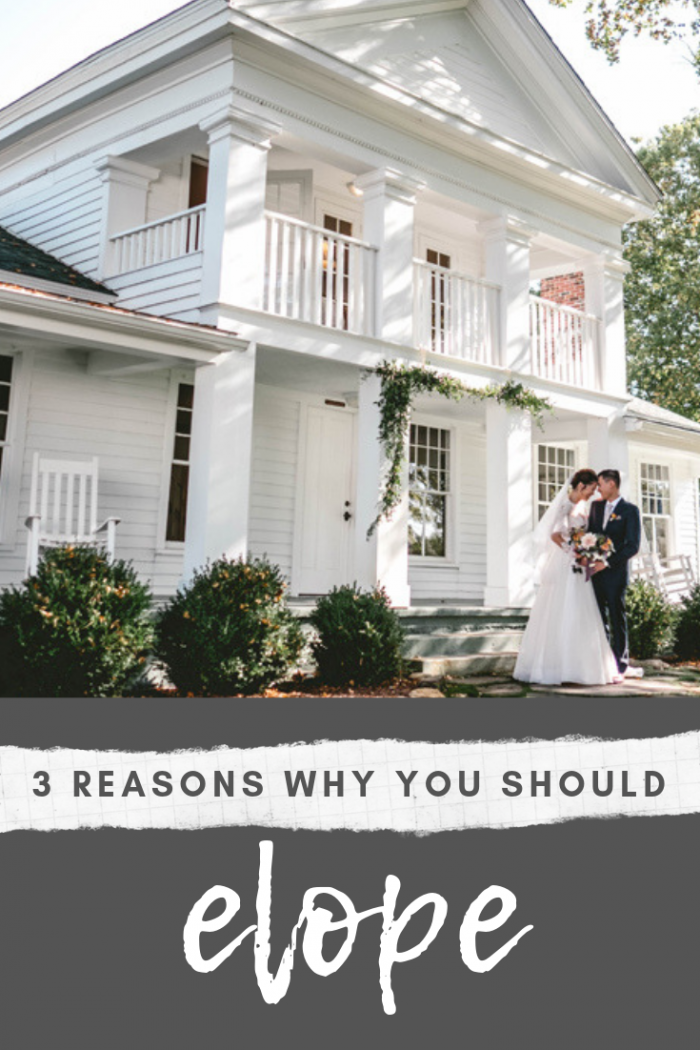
[[603, 496, 622, 528]]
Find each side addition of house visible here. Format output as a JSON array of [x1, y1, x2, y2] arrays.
[[0, 0, 698, 609]]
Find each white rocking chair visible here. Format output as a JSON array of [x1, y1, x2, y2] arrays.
[[632, 551, 696, 604], [25, 453, 120, 576]]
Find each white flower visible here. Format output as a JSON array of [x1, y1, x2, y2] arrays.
[[580, 533, 597, 550]]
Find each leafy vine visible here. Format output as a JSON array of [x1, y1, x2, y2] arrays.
[[367, 360, 553, 535]]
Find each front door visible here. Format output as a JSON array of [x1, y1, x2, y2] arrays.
[[294, 405, 355, 594]]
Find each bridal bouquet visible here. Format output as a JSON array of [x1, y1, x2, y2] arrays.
[[566, 528, 614, 582]]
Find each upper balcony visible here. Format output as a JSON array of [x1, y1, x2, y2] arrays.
[[106, 201, 604, 392], [98, 131, 619, 396]]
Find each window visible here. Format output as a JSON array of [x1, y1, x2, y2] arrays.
[[408, 424, 450, 557], [426, 248, 451, 355], [166, 382, 194, 542], [536, 445, 575, 521], [322, 213, 353, 329], [640, 462, 671, 560], [0, 354, 12, 484]]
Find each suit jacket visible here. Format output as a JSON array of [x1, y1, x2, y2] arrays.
[[587, 497, 642, 573]]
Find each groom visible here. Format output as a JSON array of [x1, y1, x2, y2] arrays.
[[587, 469, 641, 680]]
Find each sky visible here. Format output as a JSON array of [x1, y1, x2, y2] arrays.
[[0, 0, 699, 146]]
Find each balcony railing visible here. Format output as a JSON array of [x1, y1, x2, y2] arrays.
[[529, 295, 600, 389], [414, 260, 500, 365], [110, 205, 205, 272], [263, 211, 377, 336]]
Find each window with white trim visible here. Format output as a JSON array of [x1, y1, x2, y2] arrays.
[[640, 462, 671, 560], [408, 424, 450, 558], [536, 444, 575, 521], [165, 382, 194, 542], [0, 354, 12, 484]]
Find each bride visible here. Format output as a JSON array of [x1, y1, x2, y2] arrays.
[[514, 468, 619, 686]]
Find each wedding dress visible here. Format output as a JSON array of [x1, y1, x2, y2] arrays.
[[514, 492, 618, 686]]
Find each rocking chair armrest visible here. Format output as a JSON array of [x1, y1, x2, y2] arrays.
[[25, 514, 42, 528], [95, 517, 121, 534]]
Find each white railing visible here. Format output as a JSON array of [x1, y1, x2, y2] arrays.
[[529, 295, 600, 389], [263, 211, 377, 336], [413, 260, 500, 364], [110, 205, 206, 272]]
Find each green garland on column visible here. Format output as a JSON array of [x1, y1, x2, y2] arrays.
[[367, 360, 553, 536]]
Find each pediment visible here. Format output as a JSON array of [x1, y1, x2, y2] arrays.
[[234, 0, 658, 204]]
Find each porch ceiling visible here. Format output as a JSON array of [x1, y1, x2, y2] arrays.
[[255, 345, 362, 400]]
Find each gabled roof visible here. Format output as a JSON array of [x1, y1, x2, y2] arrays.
[[0, 0, 659, 219], [0, 224, 112, 296]]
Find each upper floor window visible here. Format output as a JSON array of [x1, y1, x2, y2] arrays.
[[640, 462, 671, 560], [166, 382, 194, 542], [408, 424, 451, 558], [0, 354, 13, 483], [536, 444, 575, 521]]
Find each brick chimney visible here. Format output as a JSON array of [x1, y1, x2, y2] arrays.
[[539, 272, 585, 311]]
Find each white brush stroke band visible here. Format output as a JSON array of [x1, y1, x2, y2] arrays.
[[0, 734, 698, 833]]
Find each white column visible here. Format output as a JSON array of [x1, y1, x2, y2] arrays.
[[355, 168, 424, 345], [182, 342, 257, 580], [587, 412, 630, 486], [199, 106, 281, 314], [354, 373, 410, 607], [480, 216, 535, 373], [483, 403, 535, 608], [95, 157, 161, 278], [583, 252, 629, 396]]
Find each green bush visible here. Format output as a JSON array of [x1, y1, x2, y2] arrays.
[[0, 545, 153, 697], [674, 584, 700, 661], [626, 579, 675, 660], [310, 584, 405, 687], [155, 556, 304, 695]]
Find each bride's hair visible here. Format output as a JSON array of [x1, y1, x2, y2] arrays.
[[570, 468, 598, 489]]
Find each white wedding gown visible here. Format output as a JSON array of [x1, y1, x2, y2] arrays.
[[514, 499, 618, 686]]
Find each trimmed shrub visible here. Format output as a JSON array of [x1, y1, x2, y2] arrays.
[[626, 579, 675, 660], [0, 545, 153, 697], [674, 584, 700, 661], [310, 584, 405, 687], [155, 556, 304, 695]]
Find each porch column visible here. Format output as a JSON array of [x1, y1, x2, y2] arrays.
[[95, 157, 161, 278], [354, 372, 410, 606], [583, 252, 629, 396], [355, 168, 424, 345], [483, 403, 535, 607], [182, 342, 257, 581], [587, 412, 630, 486], [480, 216, 535, 373], [199, 106, 281, 313]]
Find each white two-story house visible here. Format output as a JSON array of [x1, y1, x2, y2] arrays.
[[0, 0, 698, 610]]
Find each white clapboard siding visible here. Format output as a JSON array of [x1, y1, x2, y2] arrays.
[[0, 349, 186, 596], [247, 387, 301, 582], [108, 255, 203, 318], [671, 458, 700, 577], [409, 425, 487, 602], [0, 165, 104, 278]]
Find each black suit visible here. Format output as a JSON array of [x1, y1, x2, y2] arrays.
[[587, 497, 642, 674]]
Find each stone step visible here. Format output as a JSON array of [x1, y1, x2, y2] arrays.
[[404, 630, 525, 658], [410, 653, 520, 677], [398, 608, 529, 635]]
